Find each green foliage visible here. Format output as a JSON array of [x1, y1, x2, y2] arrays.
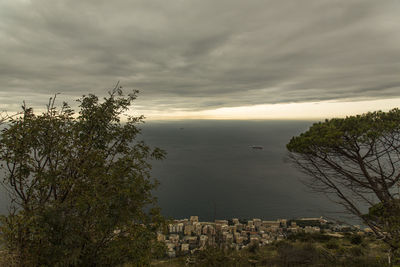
[[365, 200, 400, 247], [287, 232, 333, 243], [247, 242, 260, 254], [275, 241, 321, 266], [350, 234, 363, 245], [286, 108, 400, 256], [348, 246, 364, 257], [287, 108, 400, 154], [0, 88, 166, 266], [155, 234, 391, 267], [325, 239, 340, 250], [193, 247, 240, 266]]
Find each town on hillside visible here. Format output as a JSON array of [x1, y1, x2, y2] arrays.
[[159, 216, 373, 257]]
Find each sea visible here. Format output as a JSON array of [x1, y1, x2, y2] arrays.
[[140, 120, 342, 222], [0, 120, 346, 222]]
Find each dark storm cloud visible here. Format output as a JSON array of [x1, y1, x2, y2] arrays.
[[1, 0, 400, 112]]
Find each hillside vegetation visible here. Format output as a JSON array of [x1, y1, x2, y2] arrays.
[[151, 232, 393, 267]]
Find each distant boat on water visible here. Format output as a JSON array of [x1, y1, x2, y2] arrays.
[[250, 145, 263, 149]]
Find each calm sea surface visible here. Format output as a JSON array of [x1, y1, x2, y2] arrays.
[[0, 120, 344, 222], [141, 120, 341, 222]]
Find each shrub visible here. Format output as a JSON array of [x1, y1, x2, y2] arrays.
[[350, 234, 363, 245], [325, 239, 340, 250]]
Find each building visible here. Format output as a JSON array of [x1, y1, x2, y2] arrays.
[[190, 216, 199, 224]]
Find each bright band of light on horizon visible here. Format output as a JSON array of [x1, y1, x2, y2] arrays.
[[136, 98, 400, 120]]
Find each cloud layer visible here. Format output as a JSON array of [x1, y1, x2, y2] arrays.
[[1, 0, 400, 113]]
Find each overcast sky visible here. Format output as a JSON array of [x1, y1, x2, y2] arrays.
[[1, 0, 400, 119]]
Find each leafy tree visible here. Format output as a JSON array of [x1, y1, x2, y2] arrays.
[[0, 86, 166, 266], [286, 109, 400, 261]]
